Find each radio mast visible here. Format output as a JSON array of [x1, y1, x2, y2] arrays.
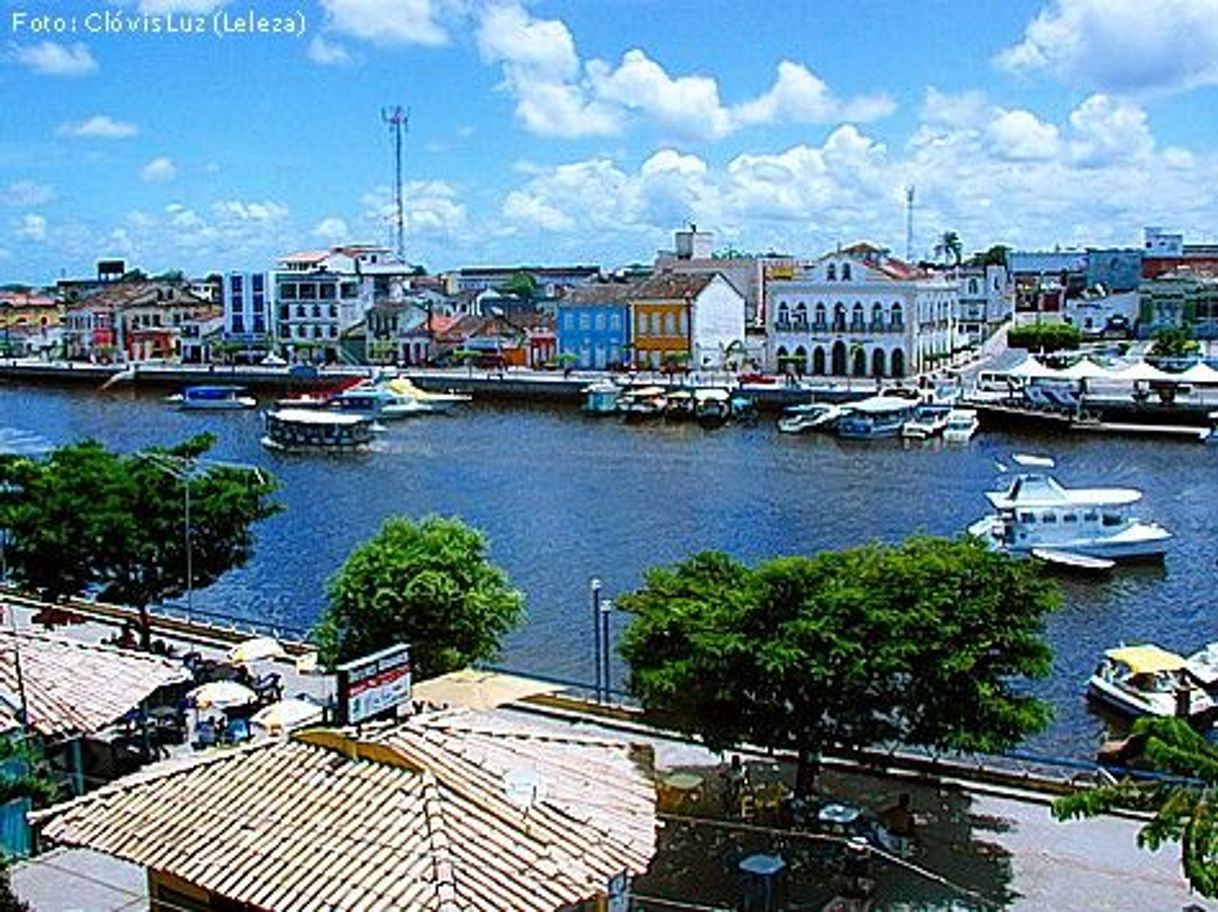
[[905, 185, 915, 262], [381, 105, 409, 261]]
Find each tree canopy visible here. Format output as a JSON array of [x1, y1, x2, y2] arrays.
[[1008, 322, 1081, 352], [1053, 717, 1218, 897], [496, 271, 539, 303], [0, 435, 281, 644], [934, 231, 963, 267], [618, 537, 1058, 793], [1152, 325, 1201, 359], [315, 515, 525, 678]]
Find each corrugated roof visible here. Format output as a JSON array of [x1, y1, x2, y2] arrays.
[[0, 630, 189, 739], [36, 715, 657, 911]]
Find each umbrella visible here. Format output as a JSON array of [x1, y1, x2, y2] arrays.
[[227, 636, 286, 665], [189, 680, 256, 711], [250, 698, 324, 735]]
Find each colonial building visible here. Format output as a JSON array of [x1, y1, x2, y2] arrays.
[[0, 290, 62, 358], [448, 265, 601, 297], [1138, 267, 1218, 338], [955, 264, 1009, 346], [555, 281, 636, 369], [766, 244, 956, 379], [628, 272, 745, 371], [62, 281, 216, 363]]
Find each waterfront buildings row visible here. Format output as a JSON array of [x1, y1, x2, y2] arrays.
[[6, 225, 1218, 375]]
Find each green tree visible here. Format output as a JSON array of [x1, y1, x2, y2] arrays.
[[1053, 717, 1218, 897], [934, 231, 963, 267], [1008, 323, 1081, 352], [0, 435, 280, 646], [496, 271, 539, 305], [973, 245, 1010, 268], [1152, 325, 1201, 359], [619, 537, 1058, 795], [315, 515, 525, 678]]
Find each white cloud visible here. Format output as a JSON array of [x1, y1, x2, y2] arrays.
[[313, 216, 350, 242], [732, 61, 895, 128], [57, 115, 138, 139], [212, 200, 290, 223], [1067, 94, 1154, 165], [140, 157, 178, 183], [361, 180, 468, 240], [17, 214, 46, 242], [307, 35, 352, 66], [476, 2, 578, 82], [997, 0, 1218, 95], [129, 0, 227, 11], [987, 110, 1061, 161], [921, 87, 990, 129], [589, 50, 732, 141], [10, 41, 97, 76], [319, 0, 459, 47], [0, 181, 55, 207]]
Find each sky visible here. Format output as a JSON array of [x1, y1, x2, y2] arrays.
[[3, 0, 1218, 283]]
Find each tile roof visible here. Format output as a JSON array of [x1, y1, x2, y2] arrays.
[[632, 273, 716, 301], [560, 282, 642, 306], [0, 630, 189, 739], [36, 715, 658, 911]]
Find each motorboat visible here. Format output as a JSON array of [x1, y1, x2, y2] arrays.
[[966, 455, 1171, 561], [329, 387, 428, 421], [941, 408, 980, 443], [261, 408, 379, 452], [617, 386, 667, 420], [777, 402, 847, 434], [900, 403, 953, 440], [383, 377, 471, 413], [694, 388, 731, 425], [835, 396, 917, 439], [664, 389, 697, 421], [580, 380, 621, 416], [729, 393, 758, 422], [1088, 644, 1214, 720], [166, 385, 256, 410], [275, 376, 366, 408]]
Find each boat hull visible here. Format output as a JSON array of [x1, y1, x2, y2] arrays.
[[968, 516, 1171, 561]]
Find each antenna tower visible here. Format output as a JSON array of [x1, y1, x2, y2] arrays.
[[381, 105, 409, 261], [905, 185, 915, 262]]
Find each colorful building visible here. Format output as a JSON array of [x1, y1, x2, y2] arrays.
[[628, 272, 745, 371], [555, 282, 635, 369]]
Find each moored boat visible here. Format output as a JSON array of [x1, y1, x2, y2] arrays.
[[694, 388, 732, 425], [777, 402, 847, 435], [166, 385, 256, 410], [664, 389, 697, 421], [967, 455, 1171, 561], [1088, 644, 1214, 720], [900, 403, 953, 439], [941, 408, 980, 443], [617, 386, 667, 420], [835, 396, 917, 439], [261, 408, 379, 452], [330, 387, 428, 420], [580, 380, 621, 416], [383, 377, 471, 413]]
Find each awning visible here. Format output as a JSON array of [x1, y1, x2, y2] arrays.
[[411, 669, 565, 711], [1105, 644, 1187, 675]]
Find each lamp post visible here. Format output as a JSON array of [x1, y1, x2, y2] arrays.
[[590, 577, 602, 701], [600, 597, 613, 702]]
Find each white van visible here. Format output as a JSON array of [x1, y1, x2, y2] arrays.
[[976, 370, 1025, 392]]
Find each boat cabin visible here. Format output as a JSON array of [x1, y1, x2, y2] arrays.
[[262, 408, 377, 452]]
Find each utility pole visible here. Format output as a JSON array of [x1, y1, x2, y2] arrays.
[[381, 105, 409, 263], [905, 185, 915, 263]]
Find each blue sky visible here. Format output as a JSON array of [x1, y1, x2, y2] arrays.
[[3, 0, 1218, 283]]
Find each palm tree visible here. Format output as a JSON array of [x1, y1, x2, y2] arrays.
[[934, 231, 963, 267], [1052, 716, 1218, 897]]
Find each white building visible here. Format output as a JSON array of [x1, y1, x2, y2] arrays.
[[222, 271, 272, 361], [956, 264, 1010, 346], [628, 272, 746, 371], [766, 244, 957, 379]]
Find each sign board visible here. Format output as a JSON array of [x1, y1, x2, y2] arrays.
[[335, 643, 412, 726], [606, 871, 629, 912]]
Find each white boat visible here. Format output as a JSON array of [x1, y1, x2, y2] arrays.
[[835, 396, 917, 439], [617, 386, 667, 420], [664, 389, 697, 420], [166, 385, 256, 410], [777, 402, 847, 434], [261, 408, 379, 452], [941, 408, 980, 443], [383, 377, 471, 413], [330, 387, 428, 421], [694, 388, 732, 425], [967, 458, 1171, 561], [900, 403, 953, 439], [1088, 644, 1214, 720]]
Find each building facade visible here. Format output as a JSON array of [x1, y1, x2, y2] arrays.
[[222, 272, 272, 362], [955, 264, 1009, 346], [1138, 269, 1218, 338], [555, 283, 634, 369], [628, 273, 745, 371], [766, 245, 956, 379]]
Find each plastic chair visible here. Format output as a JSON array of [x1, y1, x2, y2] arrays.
[[192, 719, 218, 750], [225, 718, 251, 745]]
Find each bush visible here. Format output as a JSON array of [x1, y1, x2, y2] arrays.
[[1008, 323, 1081, 352]]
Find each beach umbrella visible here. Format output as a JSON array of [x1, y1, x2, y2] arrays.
[[250, 698, 324, 735], [189, 680, 256, 711], [226, 636, 286, 665]]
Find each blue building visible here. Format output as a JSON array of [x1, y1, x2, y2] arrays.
[[1086, 248, 1142, 293], [556, 282, 635, 369], [222, 271, 271, 361]]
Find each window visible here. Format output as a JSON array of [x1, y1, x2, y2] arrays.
[[650, 313, 661, 335], [252, 294, 264, 312], [610, 313, 622, 331], [252, 274, 264, 292], [1103, 513, 1123, 527], [851, 303, 864, 329], [298, 283, 317, 299], [319, 284, 337, 300], [871, 303, 884, 328], [794, 303, 807, 328], [253, 317, 266, 334], [1041, 512, 1057, 524], [1083, 511, 1098, 522], [580, 313, 591, 331], [833, 303, 846, 331], [329, 304, 338, 319], [340, 282, 358, 299], [281, 284, 297, 300], [595, 312, 605, 331], [827, 263, 837, 281], [776, 302, 790, 327], [814, 302, 826, 327], [664, 313, 675, 335], [232, 315, 244, 333], [312, 304, 321, 318], [842, 263, 852, 281], [231, 275, 244, 293], [890, 303, 904, 327], [1019, 512, 1035, 523], [1062, 514, 1078, 523]]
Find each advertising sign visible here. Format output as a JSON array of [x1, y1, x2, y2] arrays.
[[335, 643, 412, 725]]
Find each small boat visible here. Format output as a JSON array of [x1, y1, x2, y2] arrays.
[[835, 396, 917, 440], [617, 386, 667, 420], [383, 377, 471, 413], [664, 389, 697, 421], [261, 408, 379, 452], [166, 385, 256, 410], [275, 377, 366, 408], [694, 388, 732, 425], [900, 403, 953, 439], [967, 458, 1171, 561], [580, 380, 621, 416], [941, 408, 980, 443], [330, 388, 428, 421], [1088, 644, 1214, 720], [777, 402, 846, 434]]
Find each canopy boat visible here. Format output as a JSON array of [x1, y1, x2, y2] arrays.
[[617, 386, 667, 420], [330, 387, 428, 420], [580, 380, 621, 416], [664, 389, 697, 421], [900, 403, 953, 440], [694, 388, 732, 426], [941, 407, 980, 443], [261, 408, 378, 452], [835, 396, 917, 439], [777, 402, 847, 434], [166, 385, 256, 410], [383, 377, 471, 413], [1088, 644, 1214, 720], [967, 455, 1171, 561]]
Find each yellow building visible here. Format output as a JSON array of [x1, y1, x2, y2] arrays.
[[629, 274, 704, 369]]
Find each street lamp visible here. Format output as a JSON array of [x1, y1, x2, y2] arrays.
[[590, 577, 602, 701]]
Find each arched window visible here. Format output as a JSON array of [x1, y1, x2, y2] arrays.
[[842, 263, 852, 281], [851, 303, 864, 330], [776, 302, 790, 328], [852, 347, 866, 377], [812, 346, 826, 375], [793, 345, 808, 375], [871, 302, 884, 329], [890, 302, 904, 328], [833, 303, 846, 332], [968, 278, 979, 295], [831, 340, 847, 375], [891, 349, 906, 378], [776, 345, 789, 371], [793, 302, 807, 328], [814, 302, 826, 328], [871, 348, 886, 378], [827, 263, 837, 281]]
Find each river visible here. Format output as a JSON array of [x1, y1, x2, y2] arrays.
[[2, 382, 1215, 761]]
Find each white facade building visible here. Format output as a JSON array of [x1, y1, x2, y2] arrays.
[[766, 245, 957, 379], [956, 264, 1010, 346]]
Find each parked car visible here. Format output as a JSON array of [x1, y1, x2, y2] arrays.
[[738, 372, 778, 385]]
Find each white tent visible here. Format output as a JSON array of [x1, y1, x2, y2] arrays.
[[1007, 357, 1066, 380], [1178, 362, 1218, 384], [1106, 360, 1178, 383], [1057, 358, 1113, 381]]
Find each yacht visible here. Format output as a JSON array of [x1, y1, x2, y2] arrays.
[[617, 386, 667, 420], [900, 403, 953, 439], [941, 408, 980, 443], [382, 377, 471, 413], [835, 396, 917, 439], [777, 402, 847, 434], [967, 455, 1171, 562], [166, 385, 256, 410], [1088, 644, 1214, 720], [330, 387, 428, 421], [261, 408, 379, 453]]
